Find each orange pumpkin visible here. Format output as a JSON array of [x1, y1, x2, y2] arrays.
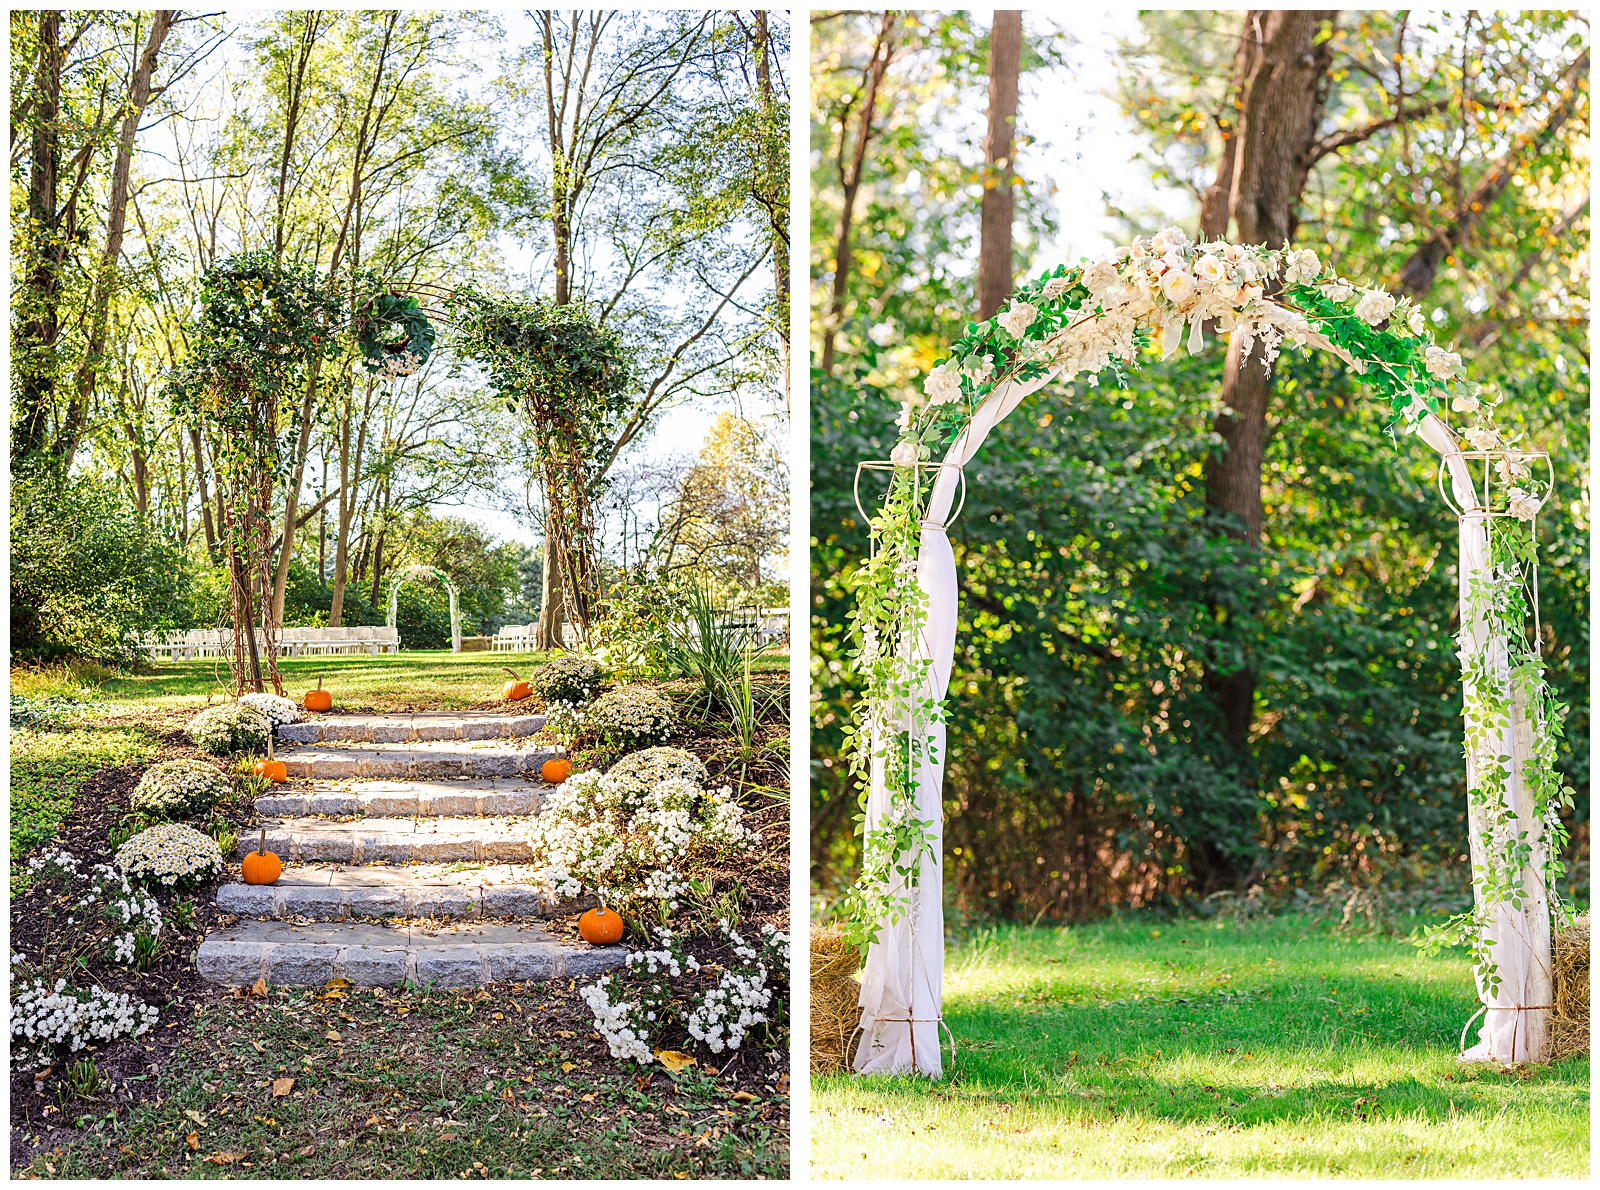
[[303, 678, 332, 713], [254, 737, 288, 784], [241, 826, 282, 885], [578, 907, 624, 946], [541, 756, 572, 784], [501, 667, 532, 702]]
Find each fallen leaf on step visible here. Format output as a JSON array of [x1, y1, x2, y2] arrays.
[[250, 977, 269, 997], [185, 1133, 199, 1152], [561, 1062, 575, 1073], [325, 977, 351, 989], [251, 1041, 266, 1053], [655, 1051, 696, 1073], [272, 1078, 295, 1098], [325, 1030, 341, 1042]]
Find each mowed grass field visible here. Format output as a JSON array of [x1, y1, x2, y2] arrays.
[[811, 918, 1589, 1179], [13, 648, 788, 713]]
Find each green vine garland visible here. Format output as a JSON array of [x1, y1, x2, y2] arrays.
[[356, 292, 437, 378]]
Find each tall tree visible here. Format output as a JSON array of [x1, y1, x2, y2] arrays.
[[976, 11, 1022, 320]]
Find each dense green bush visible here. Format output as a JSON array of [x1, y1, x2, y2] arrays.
[[131, 759, 230, 820], [10, 466, 193, 663], [528, 655, 609, 707], [186, 703, 270, 756]]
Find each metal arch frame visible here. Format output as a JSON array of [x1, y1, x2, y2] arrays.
[[854, 460, 969, 559], [386, 563, 462, 653]]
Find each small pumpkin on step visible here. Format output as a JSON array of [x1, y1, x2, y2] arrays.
[[253, 735, 288, 784], [578, 906, 625, 945], [501, 668, 532, 702], [242, 825, 282, 885], [541, 756, 572, 784], [303, 677, 332, 713]]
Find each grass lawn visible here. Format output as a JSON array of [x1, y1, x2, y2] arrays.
[[811, 918, 1589, 1179], [12, 650, 781, 713]]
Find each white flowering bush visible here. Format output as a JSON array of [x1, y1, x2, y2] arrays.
[[186, 701, 271, 755], [686, 922, 790, 1054], [239, 691, 298, 727], [525, 766, 759, 905], [542, 698, 586, 747], [20, 847, 164, 971], [527, 655, 608, 708], [607, 746, 709, 797], [586, 685, 676, 749], [116, 822, 224, 889], [10, 971, 160, 1066], [131, 758, 230, 820]]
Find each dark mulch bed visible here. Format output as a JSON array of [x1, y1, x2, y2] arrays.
[[11, 682, 791, 1175]]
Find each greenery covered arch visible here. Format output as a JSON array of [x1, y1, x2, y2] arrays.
[[844, 228, 1573, 1074], [386, 564, 461, 653]]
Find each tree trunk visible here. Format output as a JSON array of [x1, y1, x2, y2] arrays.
[[977, 11, 1022, 321], [537, 536, 566, 650], [329, 385, 374, 627], [819, 11, 896, 374], [190, 426, 217, 558], [63, 11, 173, 460], [753, 10, 790, 412], [1193, 11, 1335, 887], [13, 12, 63, 461]]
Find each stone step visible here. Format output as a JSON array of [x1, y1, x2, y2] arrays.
[[216, 863, 593, 922], [197, 918, 624, 989], [278, 711, 545, 745], [255, 778, 546, 819], [241, 817, 535, 864], [279, 741, 557, 780]]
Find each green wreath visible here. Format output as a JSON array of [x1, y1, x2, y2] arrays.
[[356, 292, 437, 377]]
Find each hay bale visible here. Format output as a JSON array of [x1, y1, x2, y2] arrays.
[[811, 925, 863, 1073], [1549, 913, 1589, 1060]]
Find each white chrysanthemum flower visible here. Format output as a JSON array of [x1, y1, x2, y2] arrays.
[[889, 440, 920, 467], [115, 822, 224, 888], [132, 759, 230, 820], [187, 702, 271, 756], [1284, 248, 1322, 285], [239, 692, 298, 726]]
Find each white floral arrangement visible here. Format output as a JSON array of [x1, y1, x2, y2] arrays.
[[542, 698, 586, 747], [686, 922, 790, 1054], [586, 685, 676, 749], [116, 822, 225, 888], [580, 973, 657, 1064], [10, 972, 159, 1065], [607, 746, 710, 797], [524, 767, 758, 905], [131, 758, 230, 820], [186, 702, 271, 756], [239, 692, 298, 727]]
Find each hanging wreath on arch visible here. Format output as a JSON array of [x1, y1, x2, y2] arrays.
[[355, 291, 437, 378]]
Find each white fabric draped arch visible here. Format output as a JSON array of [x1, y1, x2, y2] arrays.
[[854, 326, 1552, 1076], [386, 563, 462, 654]]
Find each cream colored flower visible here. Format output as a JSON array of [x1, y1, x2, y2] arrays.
[[1322, 278, 1355, 302], [896, 402, 915, 431], [1451, 392, 1480, 414], [1284, 248, 1322, 284], [1507, 489, 1541, 520], [1408, 308, 1426, 335], [1463, 425, 1500, 452], [1081, 259, 1120, 294], [1042, 274, 1073, 300], [1238, 284, 1264, 306], [890, 440, 920, 467], [1353, 288, 1397, 326], [1194, 255, 1227, 284], [961, 353, 996, 382], [923, 362, 963, 405], [1425, 345, 1463, 381], [1160, 268, 1197, 304], [996, 300, 1038, 338]]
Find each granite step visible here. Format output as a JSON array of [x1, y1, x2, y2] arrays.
[[255, 778, 547, 819], [216, 863, 594, 922], [278, 740, 557, 780], [278, 712, 545, 745], [240, 816, 535, 864], [196, 918, 624, 989]]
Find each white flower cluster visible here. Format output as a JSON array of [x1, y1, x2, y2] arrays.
[[579, 974, 655, 1064], [607, 747, 710, 797], [524, 765, 758, 906], [586, 685, 676, 748], [187, 702, 271, 756], [132, 758, 230, 821], [638, 867, 690, 907], [360, 349, 425, 378], [11, 976, 160, 1063], [685, 922, 790, 1054], [116, 822, 224, 888], [542, 698, 586, 746], [527, 655, 609, 707], [24, 848, 164, 967], [239, 691, 298, 726]]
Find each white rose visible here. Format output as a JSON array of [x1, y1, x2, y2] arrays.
[[1194, 255, 1227, 285], [1322, 278, 1355, 303], [1506, 490, 1541, 521], [896, 402, 915, 431], [1353, 288, 1397, 326], [923, 363, 963, 405], [889, 440, 920, 467], [1151, 226, 1188, 252], [1462, 426, 1500, 452], [1425, 345, 1463, 381], [1407, 308, 1426, 335], [1042, 274, 1072, 300], [1081, 259, 1119, 295], [1284, 248, 1321, 285], [996, 300, 1038, 338], [1160, 268, 1197, 304], [1451, 392, 1480, 414], [961, 353, 995, 383], [1238, 284, 1264, 306]]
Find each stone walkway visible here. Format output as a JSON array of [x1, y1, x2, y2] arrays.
[[196, 711, 624, 990]]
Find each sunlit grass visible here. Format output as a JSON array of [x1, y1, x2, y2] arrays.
[[812, 918, 1589, 1179]]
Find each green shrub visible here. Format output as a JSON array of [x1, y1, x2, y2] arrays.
[[606, 746, 709, 796], [130, 759, 230, 820], [586, 686, 676, 749], [115, 822, 225, 889], [186, 703, 270, 756], [527, 655, 609, 708]]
